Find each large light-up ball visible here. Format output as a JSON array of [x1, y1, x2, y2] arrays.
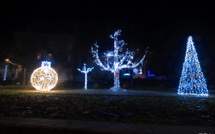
[[30, 66, 58, 91]]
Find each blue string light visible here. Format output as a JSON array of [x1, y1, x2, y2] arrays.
[[178, 36, 208, 96]]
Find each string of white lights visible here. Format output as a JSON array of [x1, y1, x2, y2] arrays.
[[30, 61, 58, 91], [91, 30, 148, 91], [77, 63, 94, 90], [178, 36, 208, 96]]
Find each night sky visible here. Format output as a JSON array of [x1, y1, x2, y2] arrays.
[[1, 1, 215, 83]]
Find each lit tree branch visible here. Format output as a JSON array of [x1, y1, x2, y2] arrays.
[[91, 43, 113, 72], [91, 29, 148, 91]]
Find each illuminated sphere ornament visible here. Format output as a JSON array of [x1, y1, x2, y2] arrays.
[[30, 61, 58, 91]]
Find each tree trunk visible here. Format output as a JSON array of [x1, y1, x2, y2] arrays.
[[84, 73, 87, 90], [110, 70, 121, 91]]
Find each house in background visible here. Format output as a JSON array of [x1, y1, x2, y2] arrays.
[[10, 31, 80, 85]]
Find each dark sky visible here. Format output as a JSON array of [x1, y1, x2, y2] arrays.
[[1, 1, 214, 32], [1, 1, 215, 79], [1, 1, 214, 42]]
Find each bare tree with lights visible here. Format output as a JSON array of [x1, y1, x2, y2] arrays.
[[91, 30, 148, 91], [77, 63, 94, 90]]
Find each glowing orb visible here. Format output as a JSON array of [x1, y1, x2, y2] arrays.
[[30, 61, 58, 91]]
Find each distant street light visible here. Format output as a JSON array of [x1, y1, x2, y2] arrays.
[[5, 58, 10, 63]]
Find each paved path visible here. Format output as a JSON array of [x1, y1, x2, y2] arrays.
[[0, 116, 214, 134]]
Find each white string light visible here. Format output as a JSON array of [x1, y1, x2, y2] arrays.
[[77, 63, 94, 90], [91, 30, 148, 91], [178, 36, 208, 96], [30, 61, 58, 91]]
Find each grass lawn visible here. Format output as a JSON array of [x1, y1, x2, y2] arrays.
[[0, 85, 214, 127]]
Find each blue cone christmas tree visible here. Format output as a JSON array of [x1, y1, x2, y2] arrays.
[[178, 36, 208, 96]]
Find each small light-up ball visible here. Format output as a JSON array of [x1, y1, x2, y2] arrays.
[[30, 61, 58, 91]]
